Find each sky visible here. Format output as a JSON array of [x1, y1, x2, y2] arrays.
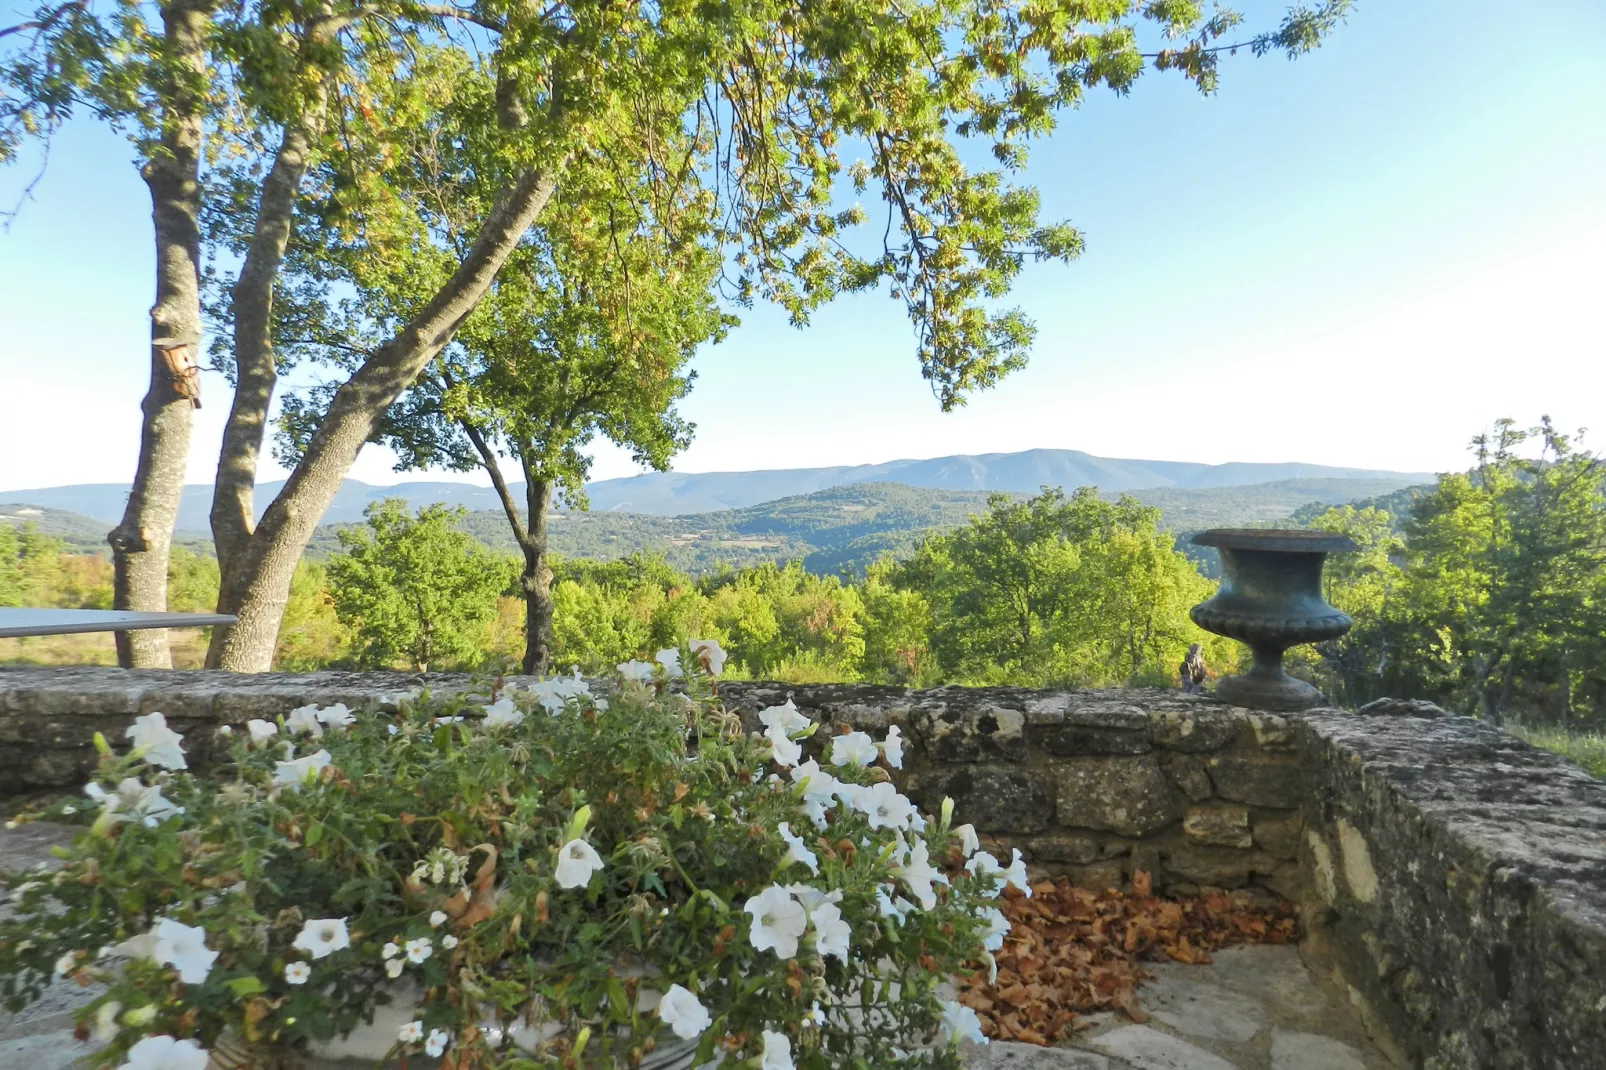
[[1, 0, 1603, 494]]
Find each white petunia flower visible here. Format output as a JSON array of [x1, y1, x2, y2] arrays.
[[760, 1029, 794, 1070], [892, 838, 949, 911], [655, 648, 682, 678], [689, 638, 726, 676], [125, 712, 187, 770], [425, 1028, 450, 1057], [272, 749, 332, 791], [657, 983, 712, 1040], [315, 703, 355, 731], [284, 961, 311, 985], [385, 958, 405, 979], [54, 951, 79, 976], [405, 936, 433, 964], [857, 781, 915, 831], [776, 822, 818, 874], [744, 885, 808, 959], [523, 670, 594, 715], [481, 697, 524, 728], [1001, 847, 1033, 897], [940, 999, 988, 1045], [118, 1034, 210, 1070], [398, 1020, 424, 1044], [246, 719, 278, 746], [758, 698, 811, 737], [154, 919, 217, 984], [983, 950, 999, 984], [441, 934, 458, 950], [966, 850, 1003, 885], [809, 901, 851, 962], [784, 883, 844, 915], [765, 723, 803, 768], [284, 705, 324, 738], [877, 725, 905, 769], [829, 731, 877, 768], [381, 941, 400, 959], [85, 778, 184, 827], [291, 917, 350, 960], [977, 906, 1010, 951], [429, 910, 448, 928], [92, 1000, 122, 1043], [953, 824, 980, 858], [555, 838, 605, 889], [618, 660, 656, 682], [876, 885, 919, 924]]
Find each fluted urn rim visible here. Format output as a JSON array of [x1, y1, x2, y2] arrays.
[[1191, 528, 1360, 553]]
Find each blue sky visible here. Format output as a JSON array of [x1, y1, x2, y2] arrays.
[[2, 0, 1603, 493]]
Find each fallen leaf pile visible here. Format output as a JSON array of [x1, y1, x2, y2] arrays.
[[957, 870, 1298, 1045]]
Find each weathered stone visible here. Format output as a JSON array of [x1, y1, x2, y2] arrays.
[[1206, 755, 1300, 808], [1148, 708, 1238, 752], [1251, 813, 1302, 860], [1028, 832, 1101, 865], [1183, 806, 1252, 848], [914, 702, 1028, 763], [1137, 974, 1264, 1042], [1162, 844, 1257, 889], [1237, 710, 1297, 750], [915, 767, 1053, 833], [1255, 861, 1302, 901], [0, 1031, 100, 1070], [1355, 697, 1451, 719], [1087, 1025, 1240, 1070], [1195, 944, 1328, 1017], [1158, 752, 1212, 801], [1065, 859, 1126, 891], [1333, 818, 1380, 903], [961, 1041, 1109, 1069], [1269, 1031, 1367, 1070], [1040, 724, 1150, 756], [1304, 829, 1338, 906], [1054, 756, 1182, 837]]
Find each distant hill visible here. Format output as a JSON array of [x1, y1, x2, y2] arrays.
[[0, 448, 1432, 527], [0, 502, 116, 553]]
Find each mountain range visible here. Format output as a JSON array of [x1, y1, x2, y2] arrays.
[[0, 448, 1432, 528]]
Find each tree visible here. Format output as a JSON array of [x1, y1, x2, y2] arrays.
[[1299, 504, 1405, 706], [325, 499, 513, 671]]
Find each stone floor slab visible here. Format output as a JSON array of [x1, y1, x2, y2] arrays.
[[1269, 1031, 1368, 1070], [962, 1040, 1111, 1068], [1138, 975, 1264, 1043], [1086, 1025, 1240, 1070], [0, 1029, 99, 1069], [1189, 946, 1328, 1018]]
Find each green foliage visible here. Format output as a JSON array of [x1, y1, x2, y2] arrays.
[[326, 500, 515, 671], [0, 521, 67, 607], [1507, 723, 1606, 779], [1, 663, 1001, 1069]]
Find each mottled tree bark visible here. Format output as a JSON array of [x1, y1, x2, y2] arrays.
[[107, 0, 212, 668], [206, 166, 561, 671]]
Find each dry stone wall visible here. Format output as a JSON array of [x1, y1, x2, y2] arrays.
[[3, 667, 1604, 1068]]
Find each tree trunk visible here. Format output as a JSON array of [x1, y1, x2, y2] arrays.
[[206, 165, 562, 671], [521, 474, 554, 676], [107, 0, 212, 668]]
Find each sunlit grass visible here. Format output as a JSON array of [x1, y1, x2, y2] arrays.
[[1508, 722, 1606, 779]]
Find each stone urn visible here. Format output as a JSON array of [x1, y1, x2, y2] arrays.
[[1189, 529, 1358, 712]]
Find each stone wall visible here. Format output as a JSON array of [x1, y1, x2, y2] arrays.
[[3, 667, 1604, 1068]]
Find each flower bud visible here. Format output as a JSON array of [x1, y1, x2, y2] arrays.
[[940, 796, 955, 831], [92, 732, 111, 756], [123, 1004, 157, 1027]]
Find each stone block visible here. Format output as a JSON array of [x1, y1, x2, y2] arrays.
[[1148, 708, 1237, 752], [1027, 832, 1101, 864], [1251, 813, 1302, 860], [25, 750, 87, 788], [1269, 1031, 1367, 1070], [1138, 974, 1265, 1042], [917, 767, 1053, 834], [1087, 1025, 1239, 1070], [1206, 755, 1300, 808], [1158, 753, 1213, 801], [960, 1040, 1109, 1068], [1255, 860, 1302, 901], [1163, 844, 1260, 889], [1039, 724, 1150, 756], [1054, 756, 1182, 837], [914, 702, 1027, 763], [1065, 859, 1126, 891], [1183, 805, 1253, 848]]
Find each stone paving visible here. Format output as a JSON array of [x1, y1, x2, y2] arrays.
[[2, 822, 1397, 1070]]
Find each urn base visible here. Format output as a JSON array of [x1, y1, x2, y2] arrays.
[[1214, 667, 1327, 712]]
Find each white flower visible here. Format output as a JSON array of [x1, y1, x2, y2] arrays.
[[954, 824, 980, 858], [425, 1028, 450, 1057], [524, 670, 594, 715], [292, 917, 350, 960], [776, 822, 818, 874], [940, 999, 988, 1045], [441, 934, 459, 950], [892, 838, 948, 911], [284, 705, 324, 738], [655, 648, 682, 678], [246, 719, 278, 746], [618, 659, 656, 682], [92, 1000, 122, 1043], [54, 951, 79, 976], [1001, 847, 1033, 897], [381, 941, 400, 959], [398, 1020, 424, 1044], [385, 958, 405, 979], [405, 936, 433, 964], [877, 726, 905, 769], [85, 778, 184, 827], [429, 910, 448, 928], [760, 1029, 794, 1070], [809, 901, 851, 962], [759, 699, 812, 736], [481, 697, 524, 728], [785, 883, 844, 914], [876, 885, 918, 924], [789, 761, 841, 827], [744, 884, 808, 959], [218, 725, 232, 737], [966, 850, 1003, 885], [284, 961, 311, 985], [273, 749, 332, 791], [856, 781, 915, 831], [829, 731, 877, 768], [125, 712, 187, 770], [765, 723, 803, 768], [983, 950, 999, 983], [118, 1034, 209, 1070], [689, 638, 726, 675], [154, 919, 217, 984], [315, 703, 355, 731], [555, 838, 605, 889], [657, 983, 712, 1040], [977, 906, 1010, 951]]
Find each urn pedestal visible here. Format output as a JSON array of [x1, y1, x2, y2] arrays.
[[1189, 529, 1358, 712]]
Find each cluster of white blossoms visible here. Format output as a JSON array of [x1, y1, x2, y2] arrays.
[[284, 702, 355, 739], [398, 1019, 453, 1058], [656, 638, 727, 678]]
